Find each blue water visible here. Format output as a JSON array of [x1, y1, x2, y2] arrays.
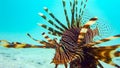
[[0, 0, 120, 38], [0, 0, 120, 68]]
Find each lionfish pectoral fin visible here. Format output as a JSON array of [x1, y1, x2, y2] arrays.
[[94, 45, 120, 67], [27, 33, 56, 48], [27, 33, 43, 44], [0, 40, 10, 47], [100, 58, 120, 68], [0, 40, 56, 48], [42, 32, 56, 44], [0, 40, 37, 48], [87, 34, 120, 46]]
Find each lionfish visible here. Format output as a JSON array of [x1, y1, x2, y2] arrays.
[[0, 0, 120, 68]]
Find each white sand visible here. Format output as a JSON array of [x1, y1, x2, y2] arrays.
[[0, 47, 119, 68]]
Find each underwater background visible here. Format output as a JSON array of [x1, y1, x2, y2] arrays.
[[0, 0, 120, 68]]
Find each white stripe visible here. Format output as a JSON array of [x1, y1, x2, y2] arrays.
[[85, 17, 97, 25], [80, 28, 88, 33]]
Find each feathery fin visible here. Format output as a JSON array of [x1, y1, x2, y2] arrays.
[[88, 34, 120, 46], [27, 33, 57, 48], [0, 40, 47, 48], [75, 0, 79, 27], [93, 45, 120, 67], [79, 0, 88, 21], [77, 17, 98, 44]]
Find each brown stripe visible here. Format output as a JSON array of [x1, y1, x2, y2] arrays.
[[79, 32, 85, 36], [42, 32, 45, 35], [61, 46, 71, 62], [44, 8, 67, 29], [40, 14, 46, 19], [83, 24, 90, 28], [41, 24, 47, 28], [114, 51, 120, 57], [23, 44, 32, 48], [114, 34, 120, 37], [100, 39, 110, 42], [90, 17, 98, 21], [6, 44, 14, 48], [71, 0, 76, 27], [40, 12, 64, 32], [44, 36, 49, 38]]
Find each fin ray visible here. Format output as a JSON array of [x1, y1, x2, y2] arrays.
[[38, 12, 64, 32], [62, 0, 70, 28], [43, 7, 68, 30], [38, 23, 62, 36], [71, 0, 76, 27], [88, 34, 120, 46], [77, 17, 98, 44]]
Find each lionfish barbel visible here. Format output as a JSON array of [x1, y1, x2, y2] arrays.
[[0, 0, 120, 68]]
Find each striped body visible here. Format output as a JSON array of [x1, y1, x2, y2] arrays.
[[52, 27, 99, 67], [0, 0, 120, 68]]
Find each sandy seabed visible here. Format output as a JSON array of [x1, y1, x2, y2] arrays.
[[0, 47, 119, 68]]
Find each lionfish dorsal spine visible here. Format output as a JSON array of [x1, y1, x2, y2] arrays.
[[43, 7, 68, 30], [77, 17, 98, 44], [78, 0, 88, 21], [71, 0, 76, 27], [37, 23, 62, 36], [38, 12, 63, 32], [62, 0, 71, 28], [43, 7, 65, 32]]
